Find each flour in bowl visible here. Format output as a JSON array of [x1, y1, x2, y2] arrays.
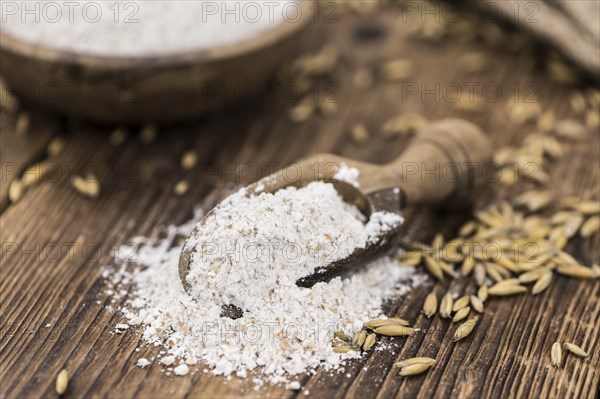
[[1, 1, 296, 56]]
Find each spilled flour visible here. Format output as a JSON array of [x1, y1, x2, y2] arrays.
[[107, 167, 421, 386]]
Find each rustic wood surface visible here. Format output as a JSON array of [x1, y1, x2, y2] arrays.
[[1, 7, 599, 399]]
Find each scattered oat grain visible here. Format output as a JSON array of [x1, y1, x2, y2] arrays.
[[537, 111, 556, 132], [556, 265, 598, 279], [333, 345, 354, 353], [458, 52, 487, 74], [474, 263, 486, 286], [380, 112, 427, 139], [554, 119, 587, 141], [364, 318, 409, 329], [47, 136, 67, 157], [317, 100, 337, 116], [140, 123, 158, 144], [398, 362, 434, 376], [440, 292, 453, 318], [570, 201, 600, 215], [452, 295, 470, 312], [532, 271, 553, 294], [547, 60, 578, 84], [551, 342, 562, 367], [514, 191, 553, 212], [459, 221, 477, 236], [373, 325, 414, 336], [470, 295, 484, 313], [362, 333, 376, 351], [580, 216, 599, 237], [518, 268, 548, 284], [334, 331, 351, 342], [394, 357, 436, 369], [585, 110, 600, 130], [56, 369, 68, 395], [381, 59, 413, 81], [452, 306, 470, 322], [453, 316, 479, 342], [488, 281, 527, 296], [181, 151, 199, 170], [71, 175, 100, 198], [174, 180, 190, 196], [422, 292, 437, 318], [15, 111, 30, 134], [354, 330, 367, 348], [289, 102, 314, 123], [8, 179, 26, 203], [461, 256, 476, 275], [477, 284, 488, 302], [350, 124, 369, 144], [569, 92, 587, 116], [110, 127, 129, 146], [21, 161, 51, 187], [454, 95, 484, 113], [564, 343, 588, 358], [507, 101, 541, 125], [397, 250, 422, 267], [424, 255, 444, 281]]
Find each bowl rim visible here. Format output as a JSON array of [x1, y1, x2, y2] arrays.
[[0, 0, 313, 68]]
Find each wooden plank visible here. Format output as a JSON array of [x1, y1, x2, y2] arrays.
[[1, 8, 599, 399], [0, 111, 58, 208]]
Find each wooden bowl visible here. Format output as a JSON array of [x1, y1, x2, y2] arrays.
[[0, 2, 312, 123]]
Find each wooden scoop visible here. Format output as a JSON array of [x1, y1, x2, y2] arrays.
[[179, 118, 492, 294]]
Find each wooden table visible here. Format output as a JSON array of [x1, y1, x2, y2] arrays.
[[1, 7, 599, 399]]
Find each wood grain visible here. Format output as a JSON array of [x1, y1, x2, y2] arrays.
[[0, 112, 57, 209], [1, 8, 599, 399]]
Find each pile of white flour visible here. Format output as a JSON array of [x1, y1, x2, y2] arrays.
[[1, 1, 294, 56], [185, 181, 404, 308], [110, 168, 418, 386]]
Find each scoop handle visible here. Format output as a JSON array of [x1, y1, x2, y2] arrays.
[[383, 118, 492, 208]]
